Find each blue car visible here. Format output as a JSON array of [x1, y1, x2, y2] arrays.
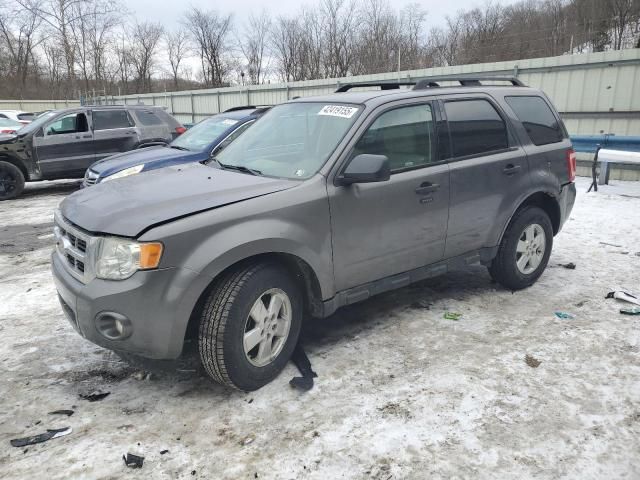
[[83, 106, 270, 186]]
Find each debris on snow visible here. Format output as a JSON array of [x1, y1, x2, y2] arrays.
[[620, 307, 640, 316], [79, 391, 111, 402], [10, 427, 72, 447], [240, 435, 255, 446], [48, 410, 74, 417], [554, 311, 575, 319], [444, 312, 462, 321], [289, 343, 318, 392], [525, 355, 542, 368], [606, 291, 640, 306], [558, 262, 576, 269], [122, 453, 144, 469]]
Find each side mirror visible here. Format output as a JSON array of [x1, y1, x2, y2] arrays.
[[337, 154, 390, 186]]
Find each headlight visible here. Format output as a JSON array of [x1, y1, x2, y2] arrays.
[[102, 164, 144, 182], [95, 237, 163, 280]]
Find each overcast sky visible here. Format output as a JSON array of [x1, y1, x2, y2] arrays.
[[129, 0, 519, 31]]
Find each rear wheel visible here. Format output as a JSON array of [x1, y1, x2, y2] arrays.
[[0, 161, 25, 200], [489, 206, 553, 290], [198, 262, 302, 391]]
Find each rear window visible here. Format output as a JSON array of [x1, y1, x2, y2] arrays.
[[17, 113, 35, 121], [444, 99, 509, 157], [134, 110, 164, 126], [93, 110, 132, 130], [505, 96, 564, 146]]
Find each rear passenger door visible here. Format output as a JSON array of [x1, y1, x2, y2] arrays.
[[329, 101, 450, 291], [91, 109, 139, 161], [441, 95, 530, 258]]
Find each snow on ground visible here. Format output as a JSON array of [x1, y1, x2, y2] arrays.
[[0, 177, 639, 479]]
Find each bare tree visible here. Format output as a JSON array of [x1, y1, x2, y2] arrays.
[[129, 21, 163, 93], [238, 11, 271, 84], [608, 0, 640, 50], [165, 27, 189, 89], [320, 0, 356, 77], [0, 5, 43, 96], [184, 6, 233, 87]]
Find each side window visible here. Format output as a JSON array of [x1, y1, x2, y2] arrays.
[[45, 113, 88, 135], [351, 104, 435, 172], [134, 110, 164, 126], [505, 96, 564, 146], [444, 99, 509, 157], [92, 110, 132, 130]]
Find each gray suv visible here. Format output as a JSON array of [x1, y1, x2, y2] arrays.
[[51, 77, 576, 391], [0, 105, 184, 199]]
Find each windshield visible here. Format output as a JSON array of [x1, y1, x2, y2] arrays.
[[214, 102, 361, 179], [17, 110, 59, 135], [171, 116, 241, 152]]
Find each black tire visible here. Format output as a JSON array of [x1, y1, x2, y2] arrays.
[[198, 262, 302, 391], [0, 161, 25, 200], [489, 206, 553, 290]]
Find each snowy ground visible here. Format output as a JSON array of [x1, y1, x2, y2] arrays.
[[0, 177, 639, 479]]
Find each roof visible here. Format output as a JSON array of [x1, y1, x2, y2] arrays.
[[290, 85, 540, 107]]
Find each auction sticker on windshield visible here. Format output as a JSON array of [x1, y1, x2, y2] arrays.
[[222, 119, 239, 126], [318, 105, 359, 118]]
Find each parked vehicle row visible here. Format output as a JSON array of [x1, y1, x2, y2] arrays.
[[83, 106, 269, 185], [0, 105, 185, 199], [51, 77, 576, 391]]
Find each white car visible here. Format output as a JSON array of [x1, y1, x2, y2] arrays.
[[0, 110, 33, 125]]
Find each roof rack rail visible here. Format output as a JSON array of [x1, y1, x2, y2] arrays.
[[413, 76, 525, 89], [224, 105, 257, 112], [335, 80, 418, 92]]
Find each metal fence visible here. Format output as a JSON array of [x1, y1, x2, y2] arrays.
[[2, 48, 640, 138]]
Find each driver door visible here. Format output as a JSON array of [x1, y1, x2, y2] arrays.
[[328, 102, 450, 292], [35, 111, 94, 177]]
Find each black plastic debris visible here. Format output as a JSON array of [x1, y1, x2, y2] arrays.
[[559, 262, 576, 269], [10, 427, 72, 447], [160, 449, 169, 455], [123, 453, 144, 469], [79, 391, 110, 402], [48, 410, 74, 417], [289, 343, 317, 392]]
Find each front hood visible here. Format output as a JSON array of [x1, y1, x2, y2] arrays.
[[61, 162, 299, 237], [0, 134, 19, 145], [91, 146, 201, 176]]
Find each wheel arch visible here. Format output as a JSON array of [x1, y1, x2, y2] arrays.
[[499, 191, 561, 245], [182, 252, 324, 346], [0, 154, 29, 181]]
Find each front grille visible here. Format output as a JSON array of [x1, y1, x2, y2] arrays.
[[54, 210, 93, 283]]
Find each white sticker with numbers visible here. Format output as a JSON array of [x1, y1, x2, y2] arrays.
[[318, 105, 359, 119], [221, 119, 239, 126]]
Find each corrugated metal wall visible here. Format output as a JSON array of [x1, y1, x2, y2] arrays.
[[2, 49, 639, 136]]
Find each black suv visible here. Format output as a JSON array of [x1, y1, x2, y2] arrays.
[[0, 105, 184, 199]]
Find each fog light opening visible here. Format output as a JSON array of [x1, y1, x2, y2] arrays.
[[95, 312, 132, 340]]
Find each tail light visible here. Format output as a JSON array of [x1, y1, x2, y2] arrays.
[[175, 126, 186, 135], [566, 148, 576, 182], [1, 129, 17, 134]]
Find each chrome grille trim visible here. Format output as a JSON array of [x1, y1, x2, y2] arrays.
[[53, 210, 98, 284], [83, 169, 99, 186]]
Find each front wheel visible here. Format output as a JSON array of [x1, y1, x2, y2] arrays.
[[198, 262, 302, 391], [489, 206, 553, 290], [0, 161, 25, 200]]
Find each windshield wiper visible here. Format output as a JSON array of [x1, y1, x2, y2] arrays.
[[217, 162, 262, 176], [169, 145, 190, 151]]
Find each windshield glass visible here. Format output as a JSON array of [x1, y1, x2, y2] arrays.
[[171, 116, 241, 152], [214, 102, 361, 179], [17, 110, 59, 135]]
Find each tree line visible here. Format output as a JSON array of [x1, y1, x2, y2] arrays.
[[1, 0, 639, 100]]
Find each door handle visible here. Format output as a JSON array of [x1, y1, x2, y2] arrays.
[[82, 134, 92, 139], [502, 164, 521, 175], [415, 182, 440, 195]]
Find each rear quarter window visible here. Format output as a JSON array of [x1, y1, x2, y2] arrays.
[[133, 110, 165, 126], [505, 96, 565, 146]]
